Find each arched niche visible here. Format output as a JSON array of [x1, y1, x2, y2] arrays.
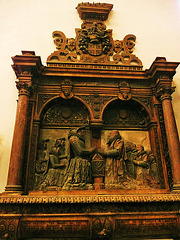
[[101, 98, 152, 152], [102, 98, 151, 130], [33, 97, 92, 190], [101, 98, 163, 190], [40, 97, 90, 127]]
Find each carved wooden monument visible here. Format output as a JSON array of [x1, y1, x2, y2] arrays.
[[0, 3, 180, 239]]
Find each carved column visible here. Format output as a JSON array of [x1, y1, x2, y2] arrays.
[[157, 85, 180, 191], [5, 82, 31, 193]]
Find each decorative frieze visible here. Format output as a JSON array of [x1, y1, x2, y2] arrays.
[[0, 194, 180, 204]]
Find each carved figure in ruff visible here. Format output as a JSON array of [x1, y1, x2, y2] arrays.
[[62, 127, 96, 190], [99, 130, 128, 189], [133, 145, 148, 183]]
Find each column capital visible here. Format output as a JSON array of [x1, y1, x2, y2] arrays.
[[16, 81, 32, 96], [157, 85, 175, 101]]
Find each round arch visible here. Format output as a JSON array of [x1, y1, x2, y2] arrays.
[[38, 95, 94, 123], [101, 97, 152, 129], [38, 96, 92, 127]]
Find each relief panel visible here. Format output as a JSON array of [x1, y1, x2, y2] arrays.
[[100, 130, 160, 190]]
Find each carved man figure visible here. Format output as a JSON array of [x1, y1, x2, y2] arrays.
[[99, 130, 127, 189], [62, 127, 96, 190]]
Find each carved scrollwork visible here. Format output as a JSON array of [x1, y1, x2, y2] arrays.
[[47, 9, 143, 66], [37, 94, 58, 113], [47, 31, 77, 62], [134, 96, 152, 111], [80, 95, 114, 120], [113, 34, 142, 65], [53, 31, 66, 51]]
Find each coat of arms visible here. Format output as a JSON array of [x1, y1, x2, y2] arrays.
[[76, 21, 113, 59]]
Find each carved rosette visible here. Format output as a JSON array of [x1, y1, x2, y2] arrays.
[[157, 85, 175, 102], [16, 81, 32, 96], [0, 218, 19, 240], [92, 217, 113, 239]]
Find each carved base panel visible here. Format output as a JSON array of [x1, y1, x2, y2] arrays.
[[0, 194, 180, 239], [0, 212, 179, 239]]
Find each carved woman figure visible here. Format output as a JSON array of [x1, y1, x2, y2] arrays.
[[34, 139, 49, 190], [62, 127, 96, 190], [40, 138, 67, 190], [133, 144, 149, 185], [125, 141, 137, 179]]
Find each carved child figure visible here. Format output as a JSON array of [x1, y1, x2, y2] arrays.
[[133, 145, 160, 188], [40, 138, 67, 190], [133, 145, 149, 185]]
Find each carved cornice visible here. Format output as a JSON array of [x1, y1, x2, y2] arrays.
[[76, 2, 113, 21], [0, 194, 180, 204], [145, 57, 179, 80], [12, 51, 43, 79]]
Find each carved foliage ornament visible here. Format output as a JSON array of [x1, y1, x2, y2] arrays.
[[16, 81, 32, 96], [157, 85, 175, 101], [47, 3, 142, 66]]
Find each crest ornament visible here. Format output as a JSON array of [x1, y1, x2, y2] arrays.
[[47, 3, 142, 67], [60, 79, 74, 99], [118, 81, 132, 100]]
